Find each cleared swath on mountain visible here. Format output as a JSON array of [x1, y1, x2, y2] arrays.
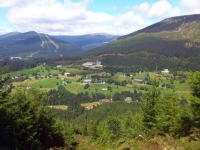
[[0, 31, 83, 60], [52, 33, 120, 50], [84, 14, 200, 71]]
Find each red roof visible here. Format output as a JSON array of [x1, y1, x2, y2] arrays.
[[87, 104, 93, 109]]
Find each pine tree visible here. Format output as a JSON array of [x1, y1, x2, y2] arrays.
[[0, 69, 13, 148], [156, 90, 181, 137], [190, 71, 200, 127], [0, 77, 65, 149], [141, 75, 160, 134]]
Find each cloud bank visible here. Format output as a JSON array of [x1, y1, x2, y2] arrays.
[[0, 0, 200, 35]]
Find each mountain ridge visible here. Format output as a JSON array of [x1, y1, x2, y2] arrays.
[[0, 32, 21, 39], [0, 31, 83, 60], [82, 14, 200, 71], [119, 14, 200, 40], [52, 33, 120, 50]]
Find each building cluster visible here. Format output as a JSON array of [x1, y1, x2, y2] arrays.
[[82, 60, 102, 68]]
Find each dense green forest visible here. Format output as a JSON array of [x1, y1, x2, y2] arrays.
[[1, 66, 200, 149]]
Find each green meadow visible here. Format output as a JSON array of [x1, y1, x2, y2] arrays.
[[31, 77, 61, 88], [7, 65, 191, 99], [81, 101, 100, 107], [48, 105, 68, 110]]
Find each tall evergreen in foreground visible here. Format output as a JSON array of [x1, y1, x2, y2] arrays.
[[142, 75, 160, 134], [0, 70, 65, 149], [190, 71, 200, 127]]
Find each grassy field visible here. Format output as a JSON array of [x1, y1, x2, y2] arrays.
[[64, 84, 84, 93], [48, 105, 68, 110], [62, 67, 92, 75], [6, 65, 191, 100], [31, 77, 61, 88], [81, 101, 100, 107], [113, 76, 132, 82], [58, 74, 81, 82], [47, 101, 100, 111], [65, 83, 136, 97], [3, 66, 42, 77]]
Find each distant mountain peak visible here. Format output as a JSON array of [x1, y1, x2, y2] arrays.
[[24, 31, 38, 34], [0, 31, 83, 60], [0, 32, 21, 39], [119, 14, 200, 40]]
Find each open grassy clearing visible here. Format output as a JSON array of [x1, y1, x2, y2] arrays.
[[64, 83, 83, 93], [113, 77, 132, 82], [31, 77, 61, 88], [61, 67, 92, 75], [3, 65, 61, 78], [65, 83, 136, 96], [81, 101, 100, 107], [114, 72, 123, 77], [3, 66, 42, 77], [48, 105, 68, 110], [178, 80, 190, 91], [58, 75, 80, 82], [47, 102, 100, 110]]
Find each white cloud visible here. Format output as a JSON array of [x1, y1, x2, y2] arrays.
[[4, 0, 149, 35], [180, 0, 200, 14], [1, 0, 200, 35], [5, 0, 120, 35], [132, 0, 172, 19]]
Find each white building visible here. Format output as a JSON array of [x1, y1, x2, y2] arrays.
[[161, 69, 169, 73], [64, 72, 70, 76], [82, 62, 94, 67], [82, 60, 102, 68]]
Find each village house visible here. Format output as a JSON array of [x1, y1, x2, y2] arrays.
[[82, 82, 87, 86], [64, 72, 70, 76], [56, 65, 62, 68], [98, 80, 105, 83], [156, 71, 162, 76], [82, 60, 102, 68], [99, 99, 112, 103], [62, 81, 68, 85], [12, 75, 20, 79], [133, 78, 147, 84], [83, 78, 92, 83], [38, 76, 43, 79], [87, 104, 93, 110], [102, 87, 108, 91], [101, 72, 107, 76], [161, 69, 169, 73], [82, 62, 94, 67]]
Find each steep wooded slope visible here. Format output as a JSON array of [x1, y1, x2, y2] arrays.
[[83, 14, 200, 71]]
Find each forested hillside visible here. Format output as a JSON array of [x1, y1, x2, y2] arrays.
[[0, 31, 83, 60], [82, 14, 200, 72], [1, 68, 200, 149], [52, 33, 119, 50]]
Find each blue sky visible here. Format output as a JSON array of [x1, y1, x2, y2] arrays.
[[0, 0, 199, 35]]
